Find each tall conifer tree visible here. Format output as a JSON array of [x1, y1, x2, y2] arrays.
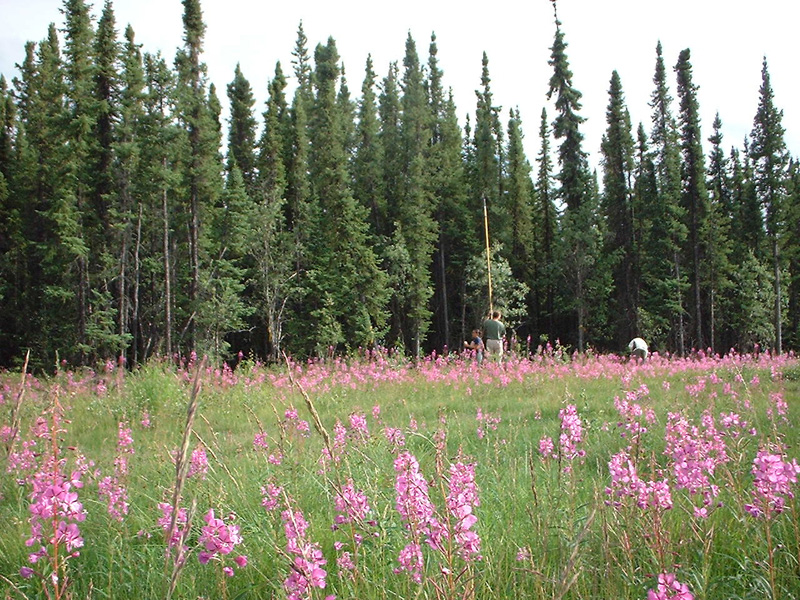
[[305, 38, 388, 353], [648, 41, 687, 354], [226, 63, 257, 192], [750, 58, 790, 353], [675, 48, 710, 350], [600, 70, 637, 345], [546, 15, 599, 350]]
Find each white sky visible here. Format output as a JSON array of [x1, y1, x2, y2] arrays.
[[1, 0, 799, 173]]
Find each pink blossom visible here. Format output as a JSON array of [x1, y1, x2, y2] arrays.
[[647, 572, 694, 599], [281, 507, 329, 599], [744, 450, 800, 518], [334, 478, 371, 527], [187, 447, 209, 480]]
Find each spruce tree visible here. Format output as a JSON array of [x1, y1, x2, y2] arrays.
[[378, 62, 402, 233], [226, 63, 257, 192], [535, 107, 558, 343], [352, 55, 385, 239], [305, 37, 388, 353], [648, 41, 687, 353], [112, 24, 145, 363], [675, 48, 711, 350], [62, 0, 98, 361], [600, 70, 637, 346], [503, 107, 536, 339], [139, 51, 185, 359], [393, 32, 437, 357], [174, 0, 224, 354], [546, 16, 598, 350], [473, 53, 503, 241], [253, 67, 293, 361], [92, 0, 118, 240], [750, 58, 790, 353], [704, 113, 733, 352], [426, 35, 469, 348]]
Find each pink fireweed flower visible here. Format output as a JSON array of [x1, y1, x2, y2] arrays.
[[647, 572, 694, 600], [158, 502, 188, 548], [321, 420, 348, 468], [187, 447, 209, 480], [333, 478, 371, 528], [26, 470, 87, 563], [559, 404, 585, 466], [337, 550, 355, 576], [664, 411, 728, 515], [606, 450, 673, 511], [253, 431, 270, 450], [281, 508, 329, 599], [744, 450, 800, 518], [261, 481, 283, 512], [348, 412, 369, 441], [384, 427, 406, 448], [767, 392, 789, 423], [446, 461, 482, 561], [394, 452, 438, 542], [98, 475, 129, 521], [476, 408, 501, 440], [197, 509, 246, 574], [538, 436, 555, 458], [394, 542, 424, 584], [98, 421, 135, 521]]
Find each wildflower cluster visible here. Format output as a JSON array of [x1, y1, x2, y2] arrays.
[[98, 421, 134, 521], [332, 479, 375, 578], [647, 572, 694, 600], [476, 408, 501, 440], [394, 451, 441, 582], [664, 411, 728, 517], [605, 449, 672, 510], [445, 461, 482, 561], [559, 404, 585, 468], [614, 385, 656, 444], [197, 509, 247, 576], [158, 502, 189, 548], [744, 450, 800, 518], [23, 464, 88, 578], [281, 507, 331, 600]]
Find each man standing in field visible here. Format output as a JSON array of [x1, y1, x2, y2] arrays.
[[483, 311, 506, 361]]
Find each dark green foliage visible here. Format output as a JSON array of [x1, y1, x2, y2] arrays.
[[600, 70, 637, 347], [675, 48, 711, 350], [750, 59, 790, 353], [2, 1, 800, 366]]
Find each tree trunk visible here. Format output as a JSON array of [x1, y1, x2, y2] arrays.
[[774, 235, 782, 354], [163, 179, 172, 357]]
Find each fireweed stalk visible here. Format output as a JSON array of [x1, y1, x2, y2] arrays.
[[164, 357, 205, 600], [97, 421, 134, 521], [744, 448, 800, 599], [393, 450, 483, 598], [20, 389, 88, 600], [331, 477, 378, 591], [280, 499, 332, 600]]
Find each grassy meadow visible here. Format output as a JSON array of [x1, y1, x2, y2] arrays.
[[2, 348, 800, 599]]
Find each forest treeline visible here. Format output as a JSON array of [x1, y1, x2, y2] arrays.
[[0, 0, 798, 369]]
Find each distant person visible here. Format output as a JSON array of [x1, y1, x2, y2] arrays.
[[464, 329, 485, 364], [628, 337, 649, 361], [483, 311, 506, 360]]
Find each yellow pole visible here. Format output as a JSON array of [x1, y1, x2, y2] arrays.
[[483, 197, 493, 314]]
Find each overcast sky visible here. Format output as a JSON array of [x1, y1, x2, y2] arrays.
[[2, 0, 799, 173]]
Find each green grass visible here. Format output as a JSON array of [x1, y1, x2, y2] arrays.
[[1, 354, 799, 599]]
